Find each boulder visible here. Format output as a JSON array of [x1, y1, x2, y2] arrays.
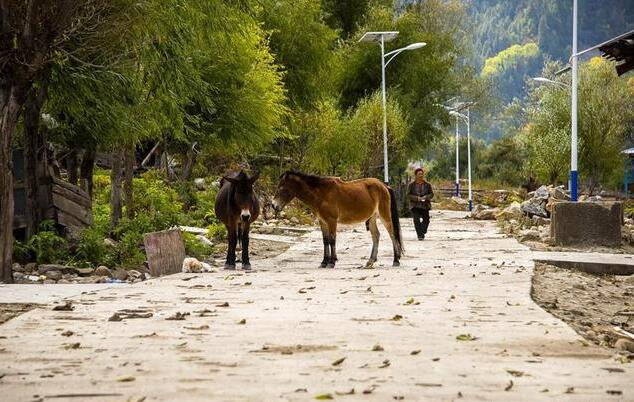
[[615, 338, 634, 353], [451, 196, 468, 206], [113, 269, 129, 281], [521, 200, 549, 218], [534, 185, 550, 201], [57, 279, 72, 284], [519, 229, 540, 242], [94, 266, 112, 277], [195, 235, 214, 247], [45, 270, 63, 281], [290, 217, 300, 225], [128, 269, 143, 279], [25, 262, 37, 273], [194, 178, 206, 191], [12, 272, 25, 281], [103, 238, 117, 248], [531, 216, 550, 226], [75, 267, 95, 277], [552, 186, 569, 200], [43, 279, 56, 284], [496, 202, 522, 221], [38, 264, 75, 275], [472, 205, 499, 220], [12, 263, 24, 273]]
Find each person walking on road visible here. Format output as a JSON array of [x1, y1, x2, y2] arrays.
[[407, 167, 434, 240]]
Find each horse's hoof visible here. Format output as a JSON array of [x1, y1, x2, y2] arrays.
[[365, 260, 376, 268], [319, 262, 327, 268], [224, 264, 236, 270], [326, 263, 335, 269], [242, 264, 252, 271], [392, 261, 400, 267]]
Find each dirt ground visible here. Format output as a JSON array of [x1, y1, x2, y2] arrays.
[[532, 262, 634, 354], [0, 304, 38, 325]]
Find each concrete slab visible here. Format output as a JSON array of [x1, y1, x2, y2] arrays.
[[0, 211, 631, 401]]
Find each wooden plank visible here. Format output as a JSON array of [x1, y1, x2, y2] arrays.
[[52, 193, 92, 226], [52, 183, 92, 209], [57, 210, 89, 229], [144, 229, 186, 277], [52, 177, 90, 199]]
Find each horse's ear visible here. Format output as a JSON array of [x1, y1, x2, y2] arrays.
[[249, 170, 260, 184]]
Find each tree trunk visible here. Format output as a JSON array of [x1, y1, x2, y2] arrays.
[[80, 147, 96, 198], [0, 85, 26, 283], [110, 146, 123, 230], [180, 142, 197, 181], [23, 84, 47, 239], [66, 148, 78, 185], [123, 143, 134, 219]]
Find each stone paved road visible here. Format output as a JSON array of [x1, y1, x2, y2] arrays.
[[0, 211, 631, 401]]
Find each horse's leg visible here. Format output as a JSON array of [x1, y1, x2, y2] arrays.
[[241, 223, 251, 271], [327, 220, 338, 268], [366, 214, 380, 268], [319, 220, 330, 268], [225, 223, 238, 270], [378, 200, 401, 267]]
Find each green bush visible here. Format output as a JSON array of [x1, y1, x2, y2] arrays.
[[183, 232, 213, 259], [28, 220, 68, 264], [75, 227, 109, 267], [208, 222, 226, 240]]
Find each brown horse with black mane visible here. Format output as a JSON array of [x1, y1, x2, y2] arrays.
[[272, 170, 403, 268]]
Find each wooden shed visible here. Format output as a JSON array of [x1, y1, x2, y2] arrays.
[[12, 149, 92, 238]]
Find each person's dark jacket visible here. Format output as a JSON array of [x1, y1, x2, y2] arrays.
[[408, 181, 434, 210]]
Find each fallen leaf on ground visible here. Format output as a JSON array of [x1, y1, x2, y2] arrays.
[[315, 393, 333, 400], [53, 301, 74, 311], [165, 312, 190, 320], [117, 376, 136, 382], [379, 359, 390, 368], [565, 387, 574, 394], [216, 302, 230, 307], [372, 344, 384, 352], [335, 389, 355, 395], [61, 330, 74, 337], [606, 390, 622, 395], [237, 319, 246, 325], [410, 350, 421, 355], [506, 370, 525, 377], [64, 342, 80, 350], [505, 380, 514, 391], [391, 315, 403, 321], [332, 357, 346, 366], [184, 325, 209, 330], [456, 334, 478, 341]]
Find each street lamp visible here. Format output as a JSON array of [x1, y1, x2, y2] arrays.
[[449, 109, 473, 211], [532, 77, 570, 88], [359, 31, 427, 184]]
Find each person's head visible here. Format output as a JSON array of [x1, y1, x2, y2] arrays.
[[414, 167, 425, 180]]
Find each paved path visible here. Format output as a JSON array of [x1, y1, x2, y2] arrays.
[[0, 211, 631, 401]]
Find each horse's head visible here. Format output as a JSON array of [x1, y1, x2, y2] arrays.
[[222, 170, 260, 222], [272, 171, 298, 213]]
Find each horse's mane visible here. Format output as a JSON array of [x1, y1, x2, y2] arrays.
[[284, 170, 331, 187]]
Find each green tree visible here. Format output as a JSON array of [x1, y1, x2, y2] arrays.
[[523, 57, 634, 192]]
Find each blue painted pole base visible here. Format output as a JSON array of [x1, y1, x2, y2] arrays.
[[468, 199, 473, 211], [570, 170, 578, 201], [455, 182, 460, 197]]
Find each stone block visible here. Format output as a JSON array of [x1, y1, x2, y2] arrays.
[[551, 202, 622, 247]]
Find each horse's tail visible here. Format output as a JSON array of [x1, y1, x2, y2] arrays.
[[365, 219, 370, 231], [387, 186, 404, 255]]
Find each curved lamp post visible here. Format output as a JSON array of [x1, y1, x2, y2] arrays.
[[359, 31, 426, 184]]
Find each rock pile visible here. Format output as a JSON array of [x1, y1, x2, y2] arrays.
[[11, 263, 150, 284]]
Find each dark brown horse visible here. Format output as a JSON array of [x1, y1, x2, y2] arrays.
[[214, 170, 260, 270], [272, 170, 403, 268]]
